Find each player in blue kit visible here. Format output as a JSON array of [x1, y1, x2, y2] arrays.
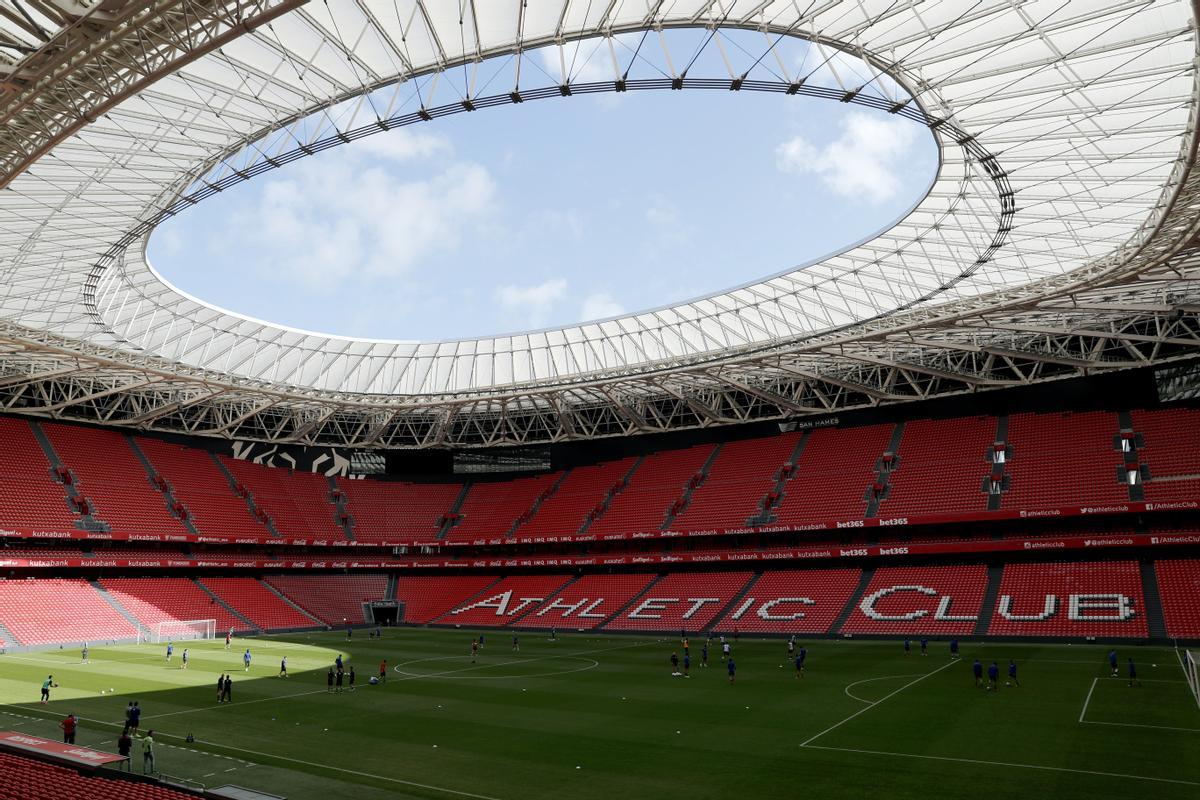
[[1007, 659, 1019, 687], [903, 638, 911, 657], [1109, 649, 1119, 677], [972, 658, 983, 687], [243, 648, 251, 672], [727, 657, 736, 684], [683, 653, 691, 678], [987, 661, 999, 691], [701, 643, 708, 668], [165, 642, 173, 663], [1128, 658, 1140, 687], [920, 637, 928, 656], [949, 638, 959, 658]]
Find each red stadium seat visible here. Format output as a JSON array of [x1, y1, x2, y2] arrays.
[[987, 561, 1147, 638], [603, 572, 754, 632], [840, 565, 988, 636]]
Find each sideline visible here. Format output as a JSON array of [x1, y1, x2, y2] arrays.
[[800, 661, 954, 746]]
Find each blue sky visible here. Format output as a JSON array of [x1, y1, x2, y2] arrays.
[[149, 88, 936, 341]]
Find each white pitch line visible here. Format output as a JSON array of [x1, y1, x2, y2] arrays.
[[1079, 677, 1098, 723], [801, 661, 954, 747], [1081, 719, 1200, 732], [802, 744, 1200, 788], [842, 674, 925, 704]]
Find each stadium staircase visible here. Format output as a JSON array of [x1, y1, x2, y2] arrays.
[[578, 456, 644, 535], [29, 421, 109, 533], [127, 436, 200, 535], [506, 469, 571, 539], [1115, 412, 1147, 502], [713, 572, 764, 632], [0, 618, 18, 648], [984, 416, 1011, 511], [830, 568, 875, 634], [509, 575, 582, 625], [192, 579, 259, 632], [327, 475, 355, 540], [661, 444, 724, 529], [89, 580, 153, 640], [259, 580, 326, 627], [594, 573, 665, 629], [749, 432, 809, 526], [1139, 561, 1168, 640], [211, 453, 281, 538], [864, 423, 905, 518], [973, 565, 1005, 636], [437, 483, 471, 540], [386, 574, 399, 600]]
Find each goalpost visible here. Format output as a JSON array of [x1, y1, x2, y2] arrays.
[[140, 619, 217, 644], [1183, 649, 1200, 710]]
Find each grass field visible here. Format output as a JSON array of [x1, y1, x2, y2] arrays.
[[1, 630, 1198, 799]]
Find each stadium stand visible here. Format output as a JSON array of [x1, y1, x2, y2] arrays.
[[840, 565, 988, 636], [336, 478, 459, 543], [604, 571, 754, 632], [265, 574, 388, 626], [43, 424, 189, 538], [772, 424, 894, 524], [197, 578, 315, 630], [668, 435, 799, 531], [0, 417, 81, 535], [987, 561, 1148, 638], [444, 473, 559, 542], [587, 445, 716, 535], [394, 575, 497, 624], [0, 578, 138, 645], [519, 573, 657, 628], [136, 438, 268, 540], [99, 578, 250, 634], [1002, 412, 1126, 509], [711, 569, 862, 634], [513, 458, 636, 539], [1154, 559, 1200, 640], [441, 574, 574, 626], [220, 457, 344, 540], [0, 751, 195, 800], [879, 417, 994, 517]]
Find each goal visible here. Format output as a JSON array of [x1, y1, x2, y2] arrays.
[[141, 619, 217, 644], [1183, 649, 1200, 710]]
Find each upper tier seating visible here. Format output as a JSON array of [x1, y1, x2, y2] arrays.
[[136, 438, 268, 540], [198, 578, 316, 630], [441, 574, 574, 626], [604, 571, 754, 632], [394, 575, 497, 624], [221, 457, 344, 540], [336, 478, 460, 543], [987, 560, 1147, 638], [445, 473, 559, 542], [517, 573, 657, 629], [840, 565, 988, 636], [880, 417, 994, 517], [0, 578, 138, 645], [0, 751, 196, 800], [1131, 408, 1200, 477], [44, 424, 187, 538], [1003, 412, 1126, 509], [100, 577, 250, 634], [587, 445, 716, 536], [772, 424, 894, 524], [1154, 559, 1200, 640], [265, 574, 388, 626], [711, 569, 862, 634], [0, 418, 80, 535], [513, 458, 636, 539], [669, 434, 800, 532]]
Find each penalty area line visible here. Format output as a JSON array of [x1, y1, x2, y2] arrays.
[[1079, 677, 1098, 723], [801, 744, 1200, 788]]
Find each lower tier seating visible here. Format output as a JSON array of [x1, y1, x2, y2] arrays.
[[988, 561, 1148, 638], [518, 573, 657, 629], [604, 572, 754, 632], [0, 751, 195, 800], [265, 574, 389, 626], [0, 578, 138, 645], [441, 574, 574, 626], [1155, 559, 1200, 639], [840, 565, 988, 636], [197, 578, 316, 630], [100, 578, 250, 635], [394, 575, 498, 624], [711, 569, 862, 634]]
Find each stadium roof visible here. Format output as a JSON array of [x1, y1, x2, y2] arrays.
[[1, 0, 1200, 448]]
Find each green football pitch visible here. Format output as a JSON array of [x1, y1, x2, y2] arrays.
[[1, 630, 1198, 799]]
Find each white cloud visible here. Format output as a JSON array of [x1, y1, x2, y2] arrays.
[[355, 129, 452, 162], [496, 278, 568, 327], [580, 291, 624, 321], [775, 112, 920, 203]]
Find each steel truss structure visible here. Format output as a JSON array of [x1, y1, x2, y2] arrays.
[[1, 0, 1200, 448]]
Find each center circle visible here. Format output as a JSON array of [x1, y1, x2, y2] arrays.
[[392, 654, 599, 680]]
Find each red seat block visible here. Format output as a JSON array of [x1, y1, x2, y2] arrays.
[[711, 569, 862, 634], [840, 565, 988, 636], [518, 574, 657, 629], [441, 575, 573, 626], [1155, 559, 1200, 639], [603, 572, 754, 632], [987, 561, 1147, 638]]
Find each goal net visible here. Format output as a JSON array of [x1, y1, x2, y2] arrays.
[[1184, 649, 1200, 710], [143, 619, 217, 644]]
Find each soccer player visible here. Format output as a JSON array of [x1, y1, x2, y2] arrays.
[[670, 652, 679, 676], [130, 702, 141, 734], [512, 633, 519, 652], [987, 661, 999, 691], [727, 657, 736, 684], [701, 643, 708, 668], [479, 634, 486, 649], [335, 667, 344, 694], [216, 674, 225, 703], [1108, 649, 1119, 678], [117, 726, 133, 771], [243, 648, 252, 672], [379, 659, 387, 684], [40, 675, 55, 704], [346, 620, 352, 640], [1128, 657, 1140, 687], [787, 637, 796, 661], [181, 648, 189, 669], [795, 654, 805, 680], [798, 646, 807, 677], [949, 638, 959, 658], [125, 702, 134, 727], [349, 666, 356, 692], [335, 653, 343, 671], [81, 644, 89, 664], [550, 627, 557, 642], [165, 642, 173, 662], [279, 657, 288, 678], [920, 637, 928, 656], [972, 658, 983, 687], [225, 630, 231, 650], [60, 713, 76, 744], [470, 639, 479, 663], [904, 638, 911, 657], [141, 730, 156, 775], [1007, 659, 1020, 687], [722, 640, 731, 661], [222, 675, 232, 703], [682, 636, 689, 658], [327, 667, 334, 693], [683, 653, 691, 678]]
